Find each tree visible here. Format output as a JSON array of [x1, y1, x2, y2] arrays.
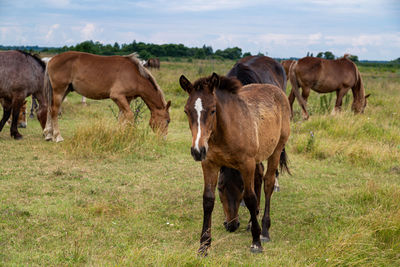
[[316, 51, 335, 60], [348, 55, 359, 62], [242, 52, 252, 58]]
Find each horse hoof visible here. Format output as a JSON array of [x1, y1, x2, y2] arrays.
[[260, 235, 271, 243], [250, 244, 263, 253], [197, 247, 209, 257], [55, 136, 64, 143], [13, 134, 23, 140]]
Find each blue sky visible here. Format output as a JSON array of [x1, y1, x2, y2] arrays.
[[0, 0, 399, 60]]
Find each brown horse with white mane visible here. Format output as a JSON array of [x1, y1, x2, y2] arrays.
[[289, 55, 369, 119], [0, 50, 47, 139], [180, 73, 291, 254], [43, 51, 171, 142]]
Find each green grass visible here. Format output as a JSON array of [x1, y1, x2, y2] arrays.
[[0, 59, 399, 266]]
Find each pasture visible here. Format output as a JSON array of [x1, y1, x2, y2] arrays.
[[0, 59, 399, 266]]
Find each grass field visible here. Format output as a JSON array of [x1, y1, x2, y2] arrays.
[[0, 59, 399, 266]]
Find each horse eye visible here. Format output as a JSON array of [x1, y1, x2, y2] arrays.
[[167, 119, 170, 124], [211, 110, 216, 115]]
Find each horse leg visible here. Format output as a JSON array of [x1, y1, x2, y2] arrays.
[[51, 93, 65, 142], [247, 163, 264, 231], [198, 161, 219, 256], [81, 96, 87, 105], [332, 87, 350, 115], [110, 94, 134, 124], [29, 96, 38, 118], [0, 98, 12, 132], [301, 87, 311, 120], [239, 160, 262, 253], [10, 97, 25, 140], [288, 90, 296, 119], [260, 147, 282, 242]]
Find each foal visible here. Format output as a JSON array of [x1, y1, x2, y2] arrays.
[[180, 73, 291, 254]]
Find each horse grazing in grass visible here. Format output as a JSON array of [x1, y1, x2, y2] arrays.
[[0, 99, 27, 128], [0, 50, 47, 139], [219, 55, 288, 232], [43, 51, 171, 142], [289, 55, 370, 120], [180, 73, 291, 254]]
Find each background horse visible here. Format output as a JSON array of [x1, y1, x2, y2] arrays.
[[289, 55, 370, 119], [144, 58, 160, 69], [219, 55, 288, 233], [180, 73, 290, 254], [0, 50, 47, 139], [43, 51, 171, 142]]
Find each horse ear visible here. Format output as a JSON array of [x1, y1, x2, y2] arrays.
[[179, 75, 192, 94], [166, 100, 171, 110], [210, 72, 220, 92], [365, 93, 371, 99]]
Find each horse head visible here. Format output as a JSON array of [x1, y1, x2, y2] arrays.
[[179, 73, 219, 161]]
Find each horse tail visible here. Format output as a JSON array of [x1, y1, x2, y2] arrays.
[[279, 147, 291, 175], [289, 61, 307, 116], [44, 67, 53, 109]]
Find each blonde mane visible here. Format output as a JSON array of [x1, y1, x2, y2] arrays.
[[124, 53, 166, 105]]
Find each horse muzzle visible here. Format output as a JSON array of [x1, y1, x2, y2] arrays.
[[18, 122, 27, 128], [191, 146, 207, 161]]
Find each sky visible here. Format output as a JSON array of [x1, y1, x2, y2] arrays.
[[0, 0, 399, 60]]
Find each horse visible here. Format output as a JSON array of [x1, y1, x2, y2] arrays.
[[0, 50, 47, 139], [280, 59, 296, 81], [289, 55, 370, 120], [179, 73, 291, 254], [144, 58, 160, 69], [43, 51, 171, 142], [0, 98, 27, 128], [219, 55, 288, 232]]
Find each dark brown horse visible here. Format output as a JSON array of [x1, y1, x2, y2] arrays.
[[0, 50, 47, 139], [180, 73, 291, 254], [43, 51, 171, 142], [289, 55, 369, 119], [144, 58, 160, 69], [219, 55, 288, 232]]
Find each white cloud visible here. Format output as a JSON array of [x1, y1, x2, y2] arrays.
[[81, 23, 96, 40], [45, 24, 60, 41]]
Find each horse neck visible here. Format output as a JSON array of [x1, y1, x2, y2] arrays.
[[138, 78, 166, 112]]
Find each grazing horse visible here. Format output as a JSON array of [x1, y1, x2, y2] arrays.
[[180, 73, 291, 254], [144, 58, 160, 69], [43, 51, 171, 142], [0, 50, 47, 139], [0, 99, 27, 128], [289, 55, 370, 120], [219, 55, 288, 232]]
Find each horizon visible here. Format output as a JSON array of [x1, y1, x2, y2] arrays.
[[0, 0, 399, 61]]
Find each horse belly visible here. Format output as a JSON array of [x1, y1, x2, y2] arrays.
[[72, 80, 111, 100]]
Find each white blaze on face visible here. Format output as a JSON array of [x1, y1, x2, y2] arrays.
[[194, 97, 203, 151]]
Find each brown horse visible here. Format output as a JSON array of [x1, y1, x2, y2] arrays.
[[180, 73, 291, 254], [144, 58, 160, 69], [219, 55, 288, 232], [280, 59, 296, 81], [43, 51, 171, 142], [289, 55, 370, 120], [0, 99, 27, 128], [0, 50, 47, 139]]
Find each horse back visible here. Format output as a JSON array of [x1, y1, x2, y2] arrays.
[[239, 84, 290, 161], [47, 51, 140, 99], [0, 51, 44, 98], [228, 56, 286, 91]]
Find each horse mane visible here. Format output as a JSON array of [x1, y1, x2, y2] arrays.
[[124, 53, 165, 102], [16, 50, 46, 70], [193, 75, 242, 94]]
